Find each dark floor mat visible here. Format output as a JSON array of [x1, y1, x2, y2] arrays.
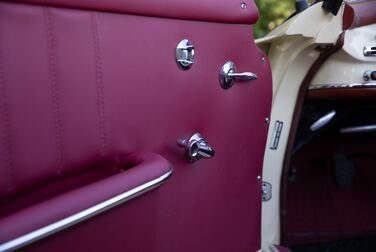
[[291, 236, 376, 252], [285, 133, 376, 245]]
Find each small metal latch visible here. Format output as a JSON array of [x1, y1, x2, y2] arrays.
[[262, 182, 272, 201], [363, 46, 376, 57], [270, 120, 283, 150], [176, 39, 195, 70]]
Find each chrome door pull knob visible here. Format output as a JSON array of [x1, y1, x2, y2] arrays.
[[178, 133, 215, 162], [176, 39, 195, 70], [219, 60, 257, 89]]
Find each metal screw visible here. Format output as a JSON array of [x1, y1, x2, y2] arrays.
[[257, 175, 262, 180], [261, 57, 266, 63], [265, 117, 270, 124], [240, 3, 247, 9]]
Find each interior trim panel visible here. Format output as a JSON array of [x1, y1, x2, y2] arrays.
[[0, 167, 173, 251], [11, 0, 259, 24], [0, 0, 272, 251]]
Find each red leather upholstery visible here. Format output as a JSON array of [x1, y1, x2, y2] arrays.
[[0, 153, 172, 244], [0, 1, 272, 251], [13, 0, 259, 24]]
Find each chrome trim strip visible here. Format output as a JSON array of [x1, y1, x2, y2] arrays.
[[310, 110, 336, 132], [0, 169, 173, 252], [340, 125, 376, 134], [309, 82, 376, 90]]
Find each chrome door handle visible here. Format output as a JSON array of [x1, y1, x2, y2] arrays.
[[219, 60, 257, 89], [178, 133, 215, 162], [227, 72, 258, 81]]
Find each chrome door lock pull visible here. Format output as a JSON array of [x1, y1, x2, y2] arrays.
[[219, 60, 257, 89], [176, 39, 195, 70], [178, 133, 215, 162]]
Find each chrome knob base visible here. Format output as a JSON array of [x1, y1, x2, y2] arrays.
[[178, 133, 215, 162]]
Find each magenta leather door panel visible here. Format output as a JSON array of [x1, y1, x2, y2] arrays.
[[15, 0, 259, 24], [0, 153, 172, 249], [0, 1, 272, 251]]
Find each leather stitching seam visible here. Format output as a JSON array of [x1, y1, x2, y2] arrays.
[[0, 43, 14, 193], [44, 7, 64, 175], [91, 12, 108, 157]]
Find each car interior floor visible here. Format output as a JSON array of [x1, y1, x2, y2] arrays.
[[283, 98, 376, 252]]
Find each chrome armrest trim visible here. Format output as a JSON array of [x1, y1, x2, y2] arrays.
[[0, 169, 173, 252], [310, 110, 336, 132]]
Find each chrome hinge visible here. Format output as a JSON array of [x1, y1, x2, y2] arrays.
[[270, 120, 283, 150], [262, 182, 272, 201]]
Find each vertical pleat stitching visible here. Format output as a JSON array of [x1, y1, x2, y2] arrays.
[[91, 12, 108, 157], [0, 41, 14, 193], [44, 7, 64, 175]]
